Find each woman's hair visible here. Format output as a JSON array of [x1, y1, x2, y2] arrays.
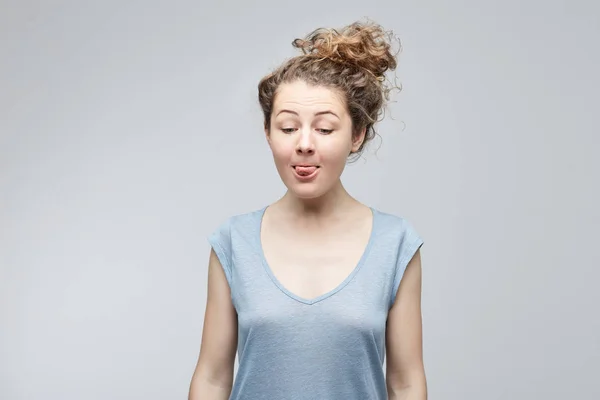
[[258, 19, 401, 160]]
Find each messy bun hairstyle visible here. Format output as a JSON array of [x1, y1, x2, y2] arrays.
[[258, 20, 401, 160]]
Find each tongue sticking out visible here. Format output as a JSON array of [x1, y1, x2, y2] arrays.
[[295, 166, 317, 176]]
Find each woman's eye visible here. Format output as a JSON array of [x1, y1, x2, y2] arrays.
[[279, 128, 332, 134]]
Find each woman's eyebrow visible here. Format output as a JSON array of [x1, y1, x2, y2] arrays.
[[275, 109, 340, 120]]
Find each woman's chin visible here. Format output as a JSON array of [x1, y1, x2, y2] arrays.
[[285, 181, 327, 200]]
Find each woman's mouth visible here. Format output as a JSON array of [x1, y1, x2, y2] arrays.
[[292, 165, 320, 181]]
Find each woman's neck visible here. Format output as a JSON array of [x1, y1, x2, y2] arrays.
[[276, 180, 359, 222]]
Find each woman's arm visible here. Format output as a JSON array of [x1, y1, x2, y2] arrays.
[[385, 249, 427, 400], [188, 249, 238, 400]]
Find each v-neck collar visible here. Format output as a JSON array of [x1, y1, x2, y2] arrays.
[[255, 206, 378, 305]]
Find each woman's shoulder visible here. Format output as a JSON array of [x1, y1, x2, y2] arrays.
[[372, 206, 417, 227], [371, 207, 423, 241], [210, 206, 266, 233]]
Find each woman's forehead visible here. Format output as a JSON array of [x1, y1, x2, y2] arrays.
[[274, 82, 346, 115]]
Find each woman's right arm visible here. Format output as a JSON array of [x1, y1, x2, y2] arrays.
[[188, 249, 238, 400]]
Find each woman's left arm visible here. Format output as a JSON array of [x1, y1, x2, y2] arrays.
[[385, 249, 427, 400]]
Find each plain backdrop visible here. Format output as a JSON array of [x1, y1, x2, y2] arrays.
[[1, 1, 599, 399]]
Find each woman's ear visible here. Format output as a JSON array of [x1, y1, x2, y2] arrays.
[[351, 127, 367, 153]]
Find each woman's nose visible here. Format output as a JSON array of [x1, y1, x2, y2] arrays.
[[295, 131, 315, 155]]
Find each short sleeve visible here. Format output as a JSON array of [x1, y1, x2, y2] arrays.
[[389, 219, 424, 307], [207, 219, 233, 288]]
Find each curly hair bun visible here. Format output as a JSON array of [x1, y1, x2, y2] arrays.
[[292, 20, 399, 81]]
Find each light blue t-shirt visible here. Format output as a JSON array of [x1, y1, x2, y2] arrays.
[[208, 206, 423, 400]]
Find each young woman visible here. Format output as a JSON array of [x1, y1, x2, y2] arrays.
[[189, 20, 427, 400]]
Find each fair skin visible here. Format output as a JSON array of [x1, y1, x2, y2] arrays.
[[189, 80, 426, 400]]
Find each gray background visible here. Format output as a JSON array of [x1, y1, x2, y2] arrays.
[[1, 0, 598, 399]]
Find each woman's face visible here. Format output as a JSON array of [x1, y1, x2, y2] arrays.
[[266, 80, 365, 199]]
